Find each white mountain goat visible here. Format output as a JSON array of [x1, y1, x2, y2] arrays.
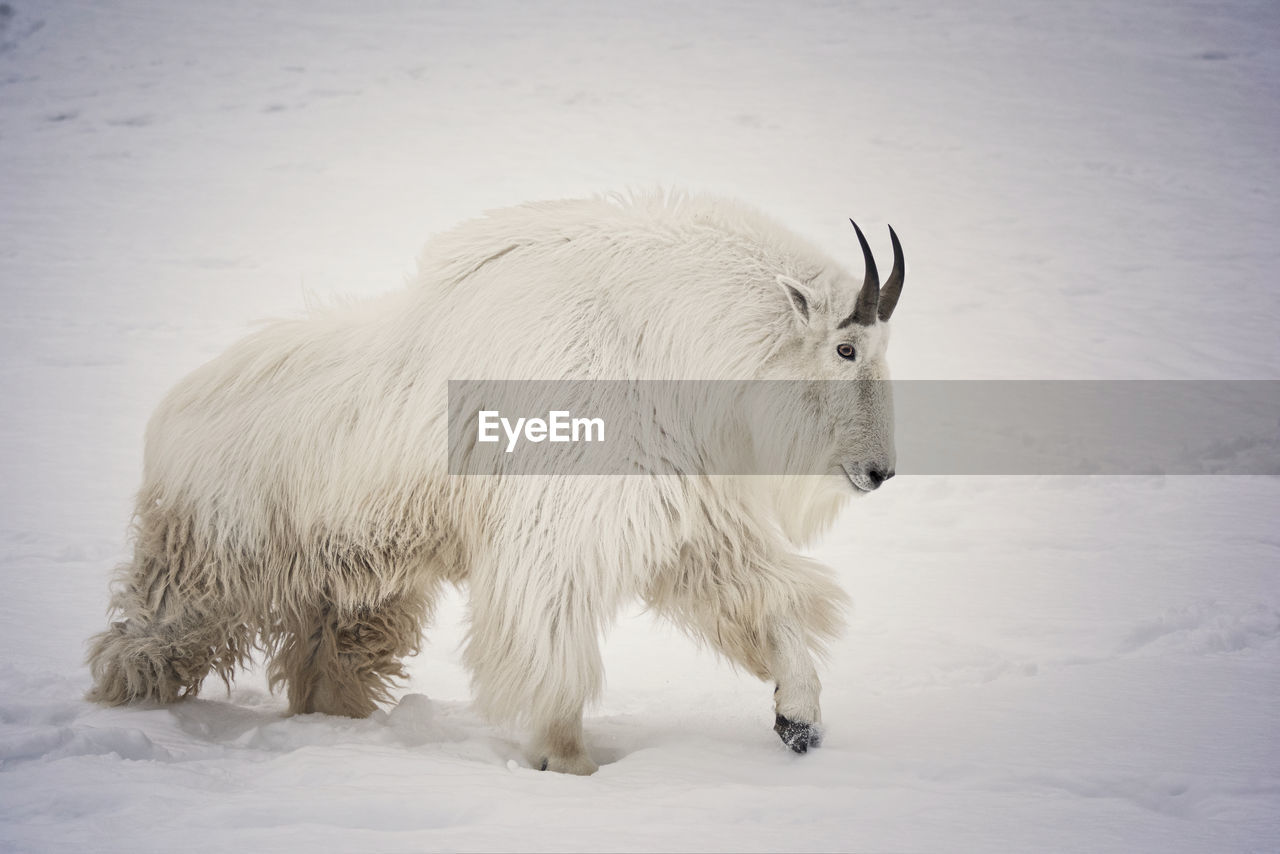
[[86, 192, 906, 774]]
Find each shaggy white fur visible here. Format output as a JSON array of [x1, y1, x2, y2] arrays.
[[86, 190, 902, 774]]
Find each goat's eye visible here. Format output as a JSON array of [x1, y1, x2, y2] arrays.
[[836, 343, 856, 360]]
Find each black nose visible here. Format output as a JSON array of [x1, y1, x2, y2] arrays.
[[867, 468, 895, 488]]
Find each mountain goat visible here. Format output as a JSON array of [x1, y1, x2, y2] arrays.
[[86, 191, 906, 774]]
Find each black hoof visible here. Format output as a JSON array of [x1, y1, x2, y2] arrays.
[[774, 714, 821, 754], [539, 758, 549, 771]]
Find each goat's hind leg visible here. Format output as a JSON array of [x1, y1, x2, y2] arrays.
[[271, 587, 431, 718], [86, 511, 251, 706]]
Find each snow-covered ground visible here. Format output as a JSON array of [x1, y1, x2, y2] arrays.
[[2, 1, 1278, 851]]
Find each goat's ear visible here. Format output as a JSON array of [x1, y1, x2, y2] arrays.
[[776, 274, 814, 325]]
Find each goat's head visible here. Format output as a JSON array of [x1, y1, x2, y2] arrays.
[[764, 220, 905, 493]]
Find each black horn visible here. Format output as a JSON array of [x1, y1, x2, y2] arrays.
[[877, 225, 905, 322], [839, 219, 880, 327]]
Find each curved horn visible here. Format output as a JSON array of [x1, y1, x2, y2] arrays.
[[877, 225, 905, 322], [839, 219, 879, 327]]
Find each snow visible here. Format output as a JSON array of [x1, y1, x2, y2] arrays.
[[2, 1, 1278, 851]]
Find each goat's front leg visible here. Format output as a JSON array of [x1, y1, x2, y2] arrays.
[[769, 619, 823, 753], [645, 550, 846, 755]]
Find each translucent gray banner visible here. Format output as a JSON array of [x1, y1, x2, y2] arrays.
[[447, 381, 1280, 475]]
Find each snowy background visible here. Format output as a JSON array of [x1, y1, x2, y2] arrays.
[[2, 1, 1278, 851]]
